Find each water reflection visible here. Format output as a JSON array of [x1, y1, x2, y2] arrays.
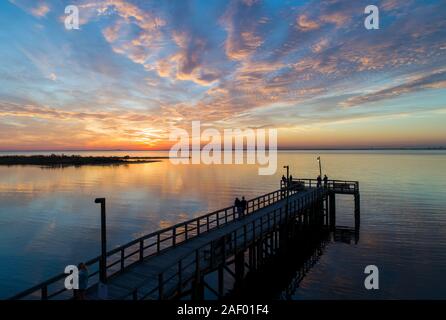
[[0, 150, 446, 299]]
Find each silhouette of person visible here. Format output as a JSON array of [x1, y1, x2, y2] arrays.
[[323, 174, 328, 188], [240, 196, 247, 217], [289, 175, 293, 187], [281, 175, 287, 187], [234, 197, 241, 218], [317, 175, 322, 188]]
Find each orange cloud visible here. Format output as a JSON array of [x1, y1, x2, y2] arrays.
[[311, 38, 329, 53], [320, 12, 350, 28], [154, 32, 221, 86], [296, 15, 320, 31], [225, 29, 263, 61]]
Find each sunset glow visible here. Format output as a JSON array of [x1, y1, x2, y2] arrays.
[[1, 0, 445, 150]]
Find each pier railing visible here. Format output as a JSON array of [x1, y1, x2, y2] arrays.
[[10, 186, 301, 300], [283, 178, 359, 194]]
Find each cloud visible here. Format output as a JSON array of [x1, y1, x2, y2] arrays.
[[31, 3, 50, 17], [8, 0, 50, 18], [311, 38, 329, 53], [225, 30, 263, 60], [78, 0, 166, 67], [0, 101, 160, 123], [102, 21, 122, 43], [84, 1, 224, 86], [152, 32, 222, 86], [296, 6, 351, 32], [296, 15, 320, 31], [47, 73, 57, 81], [221, 0, 264, 61], [342, 70, 446, 107], [0, 100, 174, 149], [319, 12, 350, 28]]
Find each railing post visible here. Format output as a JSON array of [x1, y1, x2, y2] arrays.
[[95, 198, 107, 284], [157, 233, 161, 253], [354, 192, 361, 232], [172, 227, 176, 246]]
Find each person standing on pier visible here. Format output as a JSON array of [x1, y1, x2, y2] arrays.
[[323, 174, 328, 188], [240, 196, 247, 218], [234, 197, 242, 218], [317, 175, 322, 188]]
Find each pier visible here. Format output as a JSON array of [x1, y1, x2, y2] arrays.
[[10, 177, 360, 300]]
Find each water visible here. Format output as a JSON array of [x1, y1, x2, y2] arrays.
[[0, 150, 445, 299]]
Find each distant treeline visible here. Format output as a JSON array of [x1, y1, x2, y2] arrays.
[[0, 154, 168, 167]]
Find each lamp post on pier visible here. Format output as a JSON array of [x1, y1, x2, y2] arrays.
[[283, 165, 289, 183], [95, 197, 107, 284], [283, 165, 290, 217], [95, 197, 108, 299], [317, 156, 322, 177]]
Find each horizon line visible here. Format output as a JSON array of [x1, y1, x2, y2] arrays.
[[0, 147, 445, 152]]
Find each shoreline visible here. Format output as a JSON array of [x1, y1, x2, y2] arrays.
[[0, 155, 170, 167]]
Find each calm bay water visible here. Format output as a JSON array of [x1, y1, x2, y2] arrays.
[[0, 150, 445, 299]]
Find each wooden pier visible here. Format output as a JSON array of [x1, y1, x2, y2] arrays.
[[10, 178, 359, 300]]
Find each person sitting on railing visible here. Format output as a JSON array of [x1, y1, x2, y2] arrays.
[[75, 262, 89, 300], [317, 175, 322, 188], [323, 174, 328, 188]]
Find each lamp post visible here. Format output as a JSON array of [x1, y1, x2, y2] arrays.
[[317, 156, 322, 177], [283, 165, 289, 182], [95, 198, 107, 284], [283, 165, 290, 218]]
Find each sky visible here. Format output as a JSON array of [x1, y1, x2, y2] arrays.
[[0, 0, 445, 150]]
